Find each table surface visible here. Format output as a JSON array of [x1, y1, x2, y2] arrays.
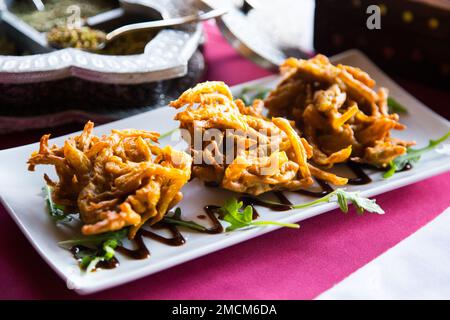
[[0, 22, 449, 299]]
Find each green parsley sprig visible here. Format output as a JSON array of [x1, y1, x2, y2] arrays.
[[384, 131, 450, 179]]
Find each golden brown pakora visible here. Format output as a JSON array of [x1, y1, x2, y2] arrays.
[[28, 121, 192, 239], [264, 55, 414, 168], [170, 81, 347, 196]]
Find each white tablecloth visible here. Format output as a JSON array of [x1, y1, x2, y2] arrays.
[[318, 207, 450, 299]]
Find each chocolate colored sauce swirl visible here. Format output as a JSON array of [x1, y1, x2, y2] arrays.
[[70, 160, 408, 271], [295, 179, 334, 197], [347, 161, 372, 185]]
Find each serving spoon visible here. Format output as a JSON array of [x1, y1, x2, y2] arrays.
[[48, 8, 228, 51]]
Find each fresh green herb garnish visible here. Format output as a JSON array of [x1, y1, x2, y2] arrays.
[[58, 228, 128, 246], [294, 189, 384, 214], [43, 185, 123, 271], [162, 208, 209, 232], [43, 185, 72, 223], [387, 97, 407, 114], [73, 239, 120, 272], [219, 198, 300, 232], [254, 189, 384, 215], [237, 86, 271, 105], [164, 190, 383, 233], [60, 229, 127, 272], [159, 128, 179, 140], [384, 131, 450, 178]]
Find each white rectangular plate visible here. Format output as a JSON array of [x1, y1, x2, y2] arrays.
[[0, 50, 449, 295]]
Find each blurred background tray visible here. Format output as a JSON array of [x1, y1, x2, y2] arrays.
[[0, 0, 205, 132]]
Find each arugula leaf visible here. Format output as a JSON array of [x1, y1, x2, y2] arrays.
[[237, 86, 271, 105], [43, 185, 72, 223], [335, 189, 384, 215], [387, 97, 407, 114], [162, 208, 209, 232], [58, 228, 128, 246], [84, 257, 103, 273], [383, 162, 398, 179], [102, 239, 119, 260], [73, 247, 98, 269], [219, 198, 300, 232], [159, 128, 179, 140], [336, 191, 348, 213], [42, 184, 127, 272], [68, 233, 123, 272], [74, 239, 119, 272], [220, 199, 253, 231], [290, 189, 384, 215], [384, 131, 450, 178], [173, 207, 182, 219]]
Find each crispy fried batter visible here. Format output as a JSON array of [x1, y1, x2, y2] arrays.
[[265, 55, 414, 168], [28, 122, 192, 238], [170, 81, 347, 196]]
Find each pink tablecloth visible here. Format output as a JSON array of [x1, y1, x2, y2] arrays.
[[0, 22, 449, 300]]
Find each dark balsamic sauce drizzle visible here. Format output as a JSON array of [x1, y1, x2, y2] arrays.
[[115, 231, 149, 260], [70, 161, 414, 270], [400, 163, 413, 172], [239, 195, 292, 214], [112, 224, 187, 262], [294, 179, 334, 197], [204, 181, 220, 188], [202, 205, 225, 234], [70, 245, 87, 258], [70, 224, 187, 270], [346, 161, 372, 185], [273, 191, 292, 205], [141, 224, 185, 246], [346, 161, 412, 184], [70, 245, 120, 271], [96, 258, 120, 269]]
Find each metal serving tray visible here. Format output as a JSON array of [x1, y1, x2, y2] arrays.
[[0, 0, 205, 133], [0, 0, 202, 84]]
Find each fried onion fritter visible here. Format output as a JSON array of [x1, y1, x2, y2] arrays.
[[170, 81, 347, 196], [28, 121, 192, 239], [265, 55, 415, 168]]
